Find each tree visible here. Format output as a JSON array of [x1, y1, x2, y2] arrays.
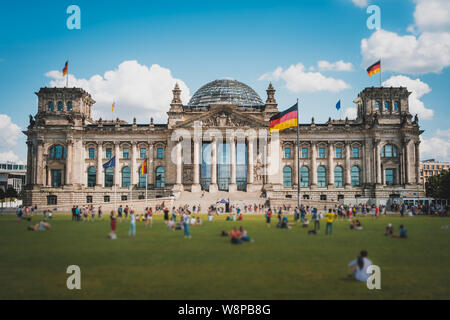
[[426, 170, 450, 200], [0, 189, 5, 203], [5, 187, 18, 202]]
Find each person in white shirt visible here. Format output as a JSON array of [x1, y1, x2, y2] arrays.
[[348, 250, 372, 282]]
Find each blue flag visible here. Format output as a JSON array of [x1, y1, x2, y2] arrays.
[[103, 156, 116, 169], [336, 100, 341, 111]]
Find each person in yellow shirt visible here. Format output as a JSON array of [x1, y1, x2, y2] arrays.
[[326, 209, 335, 235]]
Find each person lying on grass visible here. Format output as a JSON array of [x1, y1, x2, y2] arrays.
[[348, 250, 372, 282], [28, 221, 51, 231], [385, 223, 394, 236], [302, 218, 309, 228], [239, 226, 253, 242], [349, 220, 363, 230], [230, 227, 243, 244]]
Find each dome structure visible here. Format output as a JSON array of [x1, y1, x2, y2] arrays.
[[187, 79, 264, 108]]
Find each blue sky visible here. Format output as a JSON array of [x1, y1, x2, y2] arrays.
[[0, 0, 449, 162]]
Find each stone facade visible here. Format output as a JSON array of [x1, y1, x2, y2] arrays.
[[23, 81, 424, 209]]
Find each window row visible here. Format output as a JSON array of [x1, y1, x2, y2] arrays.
[[282, 166, 361, 187], [374, 100, 400, 112], [284, 147, 360, 159], [87, 166, 166, 188], [48, 101, 73, 111], [88, 147, 165, 160]]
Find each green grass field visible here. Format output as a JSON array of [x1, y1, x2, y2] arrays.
[[0, 213, 449, 300]]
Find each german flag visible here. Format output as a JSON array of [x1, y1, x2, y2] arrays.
[[140, 159, 148, 175], [270, 103, 298, 133], [62, 61, 68, 76], [367, 60, 381, 77]]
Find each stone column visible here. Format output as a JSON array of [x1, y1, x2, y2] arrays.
[[247, 136, 255, 186], [376, 140, 382, 185], [26, 141, 33, 187], [173, 139, 184, 192], [415, 141, 421, 185], [229, 136, 237, 192], [294, 142, 299, 186], [404, 139, 411, 184], [65, 140, 73, 186], [114, 142, 120, 187], [131, 142, 138, 186], [96, 143, 103, 187], [361, 143, 365, 186], [148, 143, 154, 186], [192, 138, 201, 193], [36, 140, 44, 186], [345, 142, 351, 186], [328, 143, 334, 187], [311, 142, 317, 186], [210, 137, 218, 193]]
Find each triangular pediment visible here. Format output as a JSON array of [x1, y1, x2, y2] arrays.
[[174, 107, 268, 129]]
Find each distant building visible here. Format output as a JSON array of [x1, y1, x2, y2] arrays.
[[0, 162, 27, 193], [421, 159, 450, 184]]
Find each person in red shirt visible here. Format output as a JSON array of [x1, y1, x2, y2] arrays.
[[266, 209, 272, 228], [375, 206, 379, 218], [230, 227, 242, 244]]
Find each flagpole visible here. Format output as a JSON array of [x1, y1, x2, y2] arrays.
[[145, 174, 148, 209], [296, 98, 301, 210], [380, 58, 382, 87]]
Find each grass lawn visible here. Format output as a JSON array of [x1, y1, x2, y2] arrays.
[[0, 213, 449, 300]]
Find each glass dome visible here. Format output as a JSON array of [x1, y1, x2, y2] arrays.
[[187, 79, 264, 108]]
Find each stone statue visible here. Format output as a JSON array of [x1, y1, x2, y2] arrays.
[[254, 153, 263, 182], [29, 115, 35, 126]]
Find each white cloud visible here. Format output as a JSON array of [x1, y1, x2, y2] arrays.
[[361, 29, 450, 74], [344, 107, 357, 119], [421, 130, 450, 161], [318, 60, 354, 72], [351, 0, 369, 8], [258, 63, 351, 93], [413, 0, 450, 31], [45, 60, 191, 123], [0, 151, 21, 164], [382, 75, 434, 120], [0, 114, 22, 148]]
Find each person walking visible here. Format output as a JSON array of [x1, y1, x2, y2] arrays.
[[312, 207, 320, 232], [326, 208, 335, 235], [128, 210, 136, 237]]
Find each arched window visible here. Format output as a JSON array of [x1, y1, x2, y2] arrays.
[[49, 145, 66, 160], [67, 101, 73, 111], [87, 167, 96, 187], [317, 166, 327, 187], [381, 144, 398, 158], [155, 167, 165, 188], [300, 166, 309, 187], [283, 166, 292, 187], [138, 167, 147, 188], [122, 167, 131, 187], [48, 101, 54, 111], [105, 167, 114, 187], [57, 101, 64, 111], [351, 166, 361, 186], [334, 166, 343, 187]]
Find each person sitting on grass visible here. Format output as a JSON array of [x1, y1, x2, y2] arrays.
[[350, 220, 363, 230], [230, 227, 243, 244], [348, 250, 372, 282], [239, 226, 253, 242], [302, 217, 310, 228], [238, 214, 243, 221], [226, 215, 231, 221], [392, 225, 407, 238], [195, 217, 203, 226], [167, 218, 176, 230], [385, 223, 394, 236], [28, 221, 51, 231]]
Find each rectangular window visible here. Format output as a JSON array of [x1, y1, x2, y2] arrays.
[[104, 195, 110, 203], [51, 170, 62, 188], [338, 195, 344, 200], [121, 195, 128, 201], [375, 101, 380, 110], [394, 101, 399, 111], [86, 196, 93, 204], [301, 148, 308, 159], [320, 195, 327, 201], [335, 147, 342, 159], [352, 147, 360, 158], [140, 148, 147, 159], [385, 169, 396, 186], [106, 148, 112, 159], [157, 148, 164, 159], [384, 101, 390, 111], [284, 147, 291, 159], [47, 196, 57, 205], [89, 148, 95, 159], [318, 147, 325, 159], [123, 148, 129, 159]]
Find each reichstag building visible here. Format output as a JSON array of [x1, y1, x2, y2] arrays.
[[23, 79, 424, 208]]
